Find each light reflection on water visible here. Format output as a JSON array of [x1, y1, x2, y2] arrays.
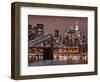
[[28, 55, 87, 66]]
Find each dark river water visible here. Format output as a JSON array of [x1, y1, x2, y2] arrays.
[[28, 59, 87, 66]]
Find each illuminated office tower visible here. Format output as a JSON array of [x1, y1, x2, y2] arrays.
[[28, 24, 35, 41], [68, 26, 75, 47], [74, 22, 81, 46], [53, 30, 62, 47], [34, 24, 44, 37], [63, 27, 70, 47], [74, 22, 81, 39], [28, 24, 32, 35]]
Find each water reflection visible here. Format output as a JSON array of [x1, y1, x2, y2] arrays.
[[28, 47, 87, 66], [28, 54, 87, 66]]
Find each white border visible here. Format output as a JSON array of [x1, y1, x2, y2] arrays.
[[20, 7, 95, 75]]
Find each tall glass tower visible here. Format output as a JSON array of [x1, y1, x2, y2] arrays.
[[75, 22, 81, 39]]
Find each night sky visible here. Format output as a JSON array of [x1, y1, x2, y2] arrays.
[[28, 15, 88, 38]]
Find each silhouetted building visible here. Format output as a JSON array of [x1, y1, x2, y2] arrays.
[[68, 27, 75, 46], [34, 24, 44, 37], [28, 24, 36, 41], [28, 24, 32, 36], [53, 30, 62, 47]]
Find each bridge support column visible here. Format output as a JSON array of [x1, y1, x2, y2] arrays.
[[43, 48, 53, 60]]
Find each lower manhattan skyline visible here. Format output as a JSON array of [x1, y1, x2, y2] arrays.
[[28, 15, 88, 38]]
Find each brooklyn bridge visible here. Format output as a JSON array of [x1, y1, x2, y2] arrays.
[[28, 23, 87, 66]]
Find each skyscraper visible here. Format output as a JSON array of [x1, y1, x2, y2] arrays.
[[74, 22, 81, 39], [34, 24, 44, 37]]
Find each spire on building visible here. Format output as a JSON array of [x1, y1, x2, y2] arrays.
[[75, 22, 79, 31], [74, 22, 81, 38]]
